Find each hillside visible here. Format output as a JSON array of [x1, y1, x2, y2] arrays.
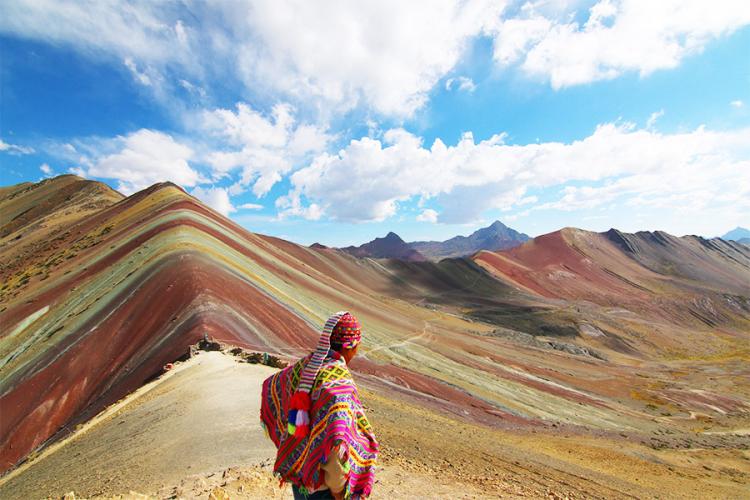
[[3, 349, 748, 499], [0, 175, 124, 291], [474, 227, 750, 330], [1, 177, 749, 497]]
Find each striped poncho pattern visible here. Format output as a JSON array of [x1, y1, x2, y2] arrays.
[[260, 350, 378, 499]]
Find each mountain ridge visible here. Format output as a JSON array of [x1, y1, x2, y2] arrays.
[[339, 231, 427, 261], [410, 220, 530, 260], [335, 220, 530, 261], [721, 226, 750, 241]]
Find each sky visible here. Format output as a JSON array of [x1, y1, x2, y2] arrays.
[[1, 0, 749, 247]]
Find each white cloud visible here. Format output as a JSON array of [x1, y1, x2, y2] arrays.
[[417, 208, 439, 223], [275, 193, 324, 221], [280, 122, 750, 225], [68, 166, 86, 177], [0, 1, 505, 118], [226, 0, 504, 116], [238, 203, 263, 210], [0, 2, 189, 66], [646, 109, 664, 129], [200, 102, 331, 197], [4, 0, 745, 116], [80, 129, 202, 195], [179, 79, 207, 99], [492, 0, 750, 88], [445, 76, 477, 93], [40, 163, 52, 176], [124, 57, 152, 86], [0, 138, 34, 155], [191, 186, 235, 216], [731, 100, 744, 108]]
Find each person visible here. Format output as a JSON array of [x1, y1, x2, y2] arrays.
[[260, 311, 378, 499]]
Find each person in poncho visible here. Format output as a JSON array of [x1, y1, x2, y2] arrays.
[[260, 311, 378, 500]]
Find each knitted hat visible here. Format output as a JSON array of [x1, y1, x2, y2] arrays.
[[330, 312, 362, 349], [287, 311, 361, 438]]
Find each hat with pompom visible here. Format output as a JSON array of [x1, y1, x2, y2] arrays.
[[287, 311, 362, 439]]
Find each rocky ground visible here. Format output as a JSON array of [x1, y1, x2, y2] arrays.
[[2, 349, 747, 500]]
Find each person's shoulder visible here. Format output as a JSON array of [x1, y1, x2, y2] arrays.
[[315, 356, 354, 390]]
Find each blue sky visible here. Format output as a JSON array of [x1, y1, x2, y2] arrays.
[[1, 1, 749, 246]]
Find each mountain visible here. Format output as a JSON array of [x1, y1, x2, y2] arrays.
[[738, 237, 750, 246], [474, 227, 750, 330], [0, 175, 122, 240], [339, 231, 427, 261], [2, 177, 749, 497], [721, 226, 750, 241], [0, 175, 124, 285], [1, 178, 522, 473], [410, 220, 530, 260]]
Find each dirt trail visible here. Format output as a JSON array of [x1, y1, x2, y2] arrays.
[[0, 351, 491, 499], [0, 352, 277, 498], [2, 351, 747, 499]]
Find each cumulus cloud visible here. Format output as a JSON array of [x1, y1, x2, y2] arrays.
[[238, 202, 263, 210], [0, 1, 505, 117], [280, 122, 750, 224], [39, 163, 53, 176], [416, 209, 439, 223], [0, 138, 34, 155], [731, 100, 744, 108], [5, 0, 746, 114], [275, 193, 324, 221], [200, 102, 331, 197], [191, 186, 235, 216], [225, 0, 504, 116], [77, 129, 202, 195], [492, 0, 750, 88]]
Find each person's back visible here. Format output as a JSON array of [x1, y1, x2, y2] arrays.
[[260, 311, 378, 499]]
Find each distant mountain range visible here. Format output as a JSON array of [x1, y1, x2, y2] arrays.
[[337, 220, 530, 261], [475, 227, 750, 310], [339, 232, 427, 261], [410, 220, 530, 260], [721, 227, 750, 242]]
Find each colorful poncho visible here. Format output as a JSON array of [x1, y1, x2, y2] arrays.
[[260, 349, 378, 499]]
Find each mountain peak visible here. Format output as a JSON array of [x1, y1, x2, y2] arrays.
[[721, 226, 750, 241], [488, 220, 508, 229], [409, 220, 530, 260], [339, 231, 424, 261], [382, 231, 404, 242]]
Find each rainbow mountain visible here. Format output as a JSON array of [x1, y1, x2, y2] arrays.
[[1, 176, 749, 496]]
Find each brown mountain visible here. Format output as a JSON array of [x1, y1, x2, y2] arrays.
[[409, 220, 530, 260], [0, 175, 124, 286], [339, 231, 427, 261], [474, 227, 750, 330]]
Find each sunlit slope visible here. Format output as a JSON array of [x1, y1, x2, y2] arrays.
[[0, 175, 124, 302], [474, 227, 750, 329], [2, 179, 749, 477]]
